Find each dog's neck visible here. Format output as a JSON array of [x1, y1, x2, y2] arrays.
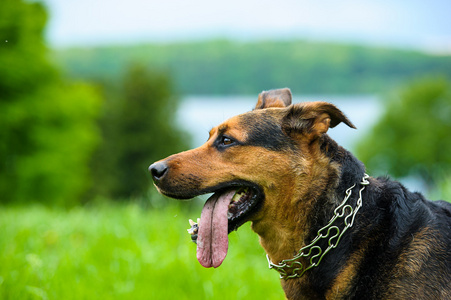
[[267, 172, 368, 278], [252, 135, 367, 298]]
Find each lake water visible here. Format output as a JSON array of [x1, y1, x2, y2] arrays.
[[177, 94, 382, 151]]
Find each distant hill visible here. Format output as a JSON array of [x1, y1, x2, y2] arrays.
[[53, 40, 451, 95]]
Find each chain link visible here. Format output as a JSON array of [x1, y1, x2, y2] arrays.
[[267, 174, 370, 279]]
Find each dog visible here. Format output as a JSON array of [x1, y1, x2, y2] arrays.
[[149, 88, 451, 299]]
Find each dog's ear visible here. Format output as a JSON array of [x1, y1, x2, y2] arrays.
[[282, 101, 356, 140], [254, 88, 292, 109]]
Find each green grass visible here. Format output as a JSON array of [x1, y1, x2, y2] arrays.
[[0, 202, 285, 299]]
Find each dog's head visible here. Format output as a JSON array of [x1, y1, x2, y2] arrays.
[[149, 88, 355, 268]]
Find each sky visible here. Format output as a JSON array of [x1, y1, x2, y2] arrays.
[[41, 0, 451, 53]]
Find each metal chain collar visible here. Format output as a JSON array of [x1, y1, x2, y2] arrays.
[[267, 174, 370, 279]]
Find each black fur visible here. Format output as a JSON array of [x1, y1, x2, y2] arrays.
[[294, 134, 451, 299], [240, 114, 297, 151]]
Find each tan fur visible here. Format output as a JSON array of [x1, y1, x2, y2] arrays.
[[384, 227, 451, 299], [325, 242, 369, 299]]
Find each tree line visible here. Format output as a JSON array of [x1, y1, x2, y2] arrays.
[[54, 40, 451, 95]]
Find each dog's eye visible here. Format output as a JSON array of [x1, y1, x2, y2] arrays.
[[222, 137, 233, 146], [216, 135, 236, 149]]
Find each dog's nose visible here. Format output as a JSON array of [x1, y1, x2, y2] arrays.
[[149, 161, 168, 182]]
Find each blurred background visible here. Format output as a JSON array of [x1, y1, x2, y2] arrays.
[[1, 0, 450, 299]]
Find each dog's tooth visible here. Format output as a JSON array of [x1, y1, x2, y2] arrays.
[[232, 192, 241, 202], [189, 220, 199, 244], [187, 218, 200, 237], [232, 188, 248, 202]]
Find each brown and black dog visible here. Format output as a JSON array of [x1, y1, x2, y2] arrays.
[[149, 88, 451, 299]]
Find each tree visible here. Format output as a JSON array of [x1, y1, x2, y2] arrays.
[[90, 65, 190, 200], [0, 0, 102, 205], [356, 76, 451, 195]]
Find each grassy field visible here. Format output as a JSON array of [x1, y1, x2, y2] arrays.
[[0, 201, 285, 299]]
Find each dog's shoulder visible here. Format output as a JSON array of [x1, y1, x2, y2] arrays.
[[354, 177, 451, 298]]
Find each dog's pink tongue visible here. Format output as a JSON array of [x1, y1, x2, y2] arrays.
[[197, 190, 235, 268]]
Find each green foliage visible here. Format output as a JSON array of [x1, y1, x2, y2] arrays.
[[54, 40, 451, 95], [0, 0, 54, 97], [0, 0, 190, 204], [0, 83, 101, 205], [0, 0, 102, 205], [91, 65, 190, 200], [0, 202, 284, 299], [356, 77, 451, 194]]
